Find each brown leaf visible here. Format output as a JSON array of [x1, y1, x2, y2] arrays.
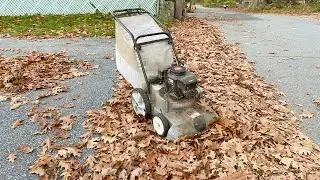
[[130, 168, 143, 179], [58, 147, 81, 158], [54, 96, 63, 100], [56, 130, 70, 139], [280, 157, 294, 169], [11, 119, 24, 129], [101, 168, 117, 177], [8, 153, 17, 163], [146, 151, 157, 164], [86, 155, 95, 169], [29, 166, 46, 176], [301, 109, 314, 119], [86, 137, 100, 148], [138, 135, 153, 148], [313, 100, 320, 110], [0, 95, 7, 102], [17, 144, 33, 154], [61, 104, 75, 109], [10, 103, 22, 110], [224, 171, 249, 180], [72, 94, 80, 100], [104, 53, 113, 59]]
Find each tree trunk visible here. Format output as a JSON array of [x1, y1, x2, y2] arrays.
[[159, 0, 175, 21], [175, 0, 184, 20], [249, 0, 259, 8]]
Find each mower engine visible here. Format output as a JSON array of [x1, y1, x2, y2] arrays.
[[165, 65, 198, 100]]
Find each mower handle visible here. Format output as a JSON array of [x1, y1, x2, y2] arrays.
[[134, 32, 172, 47], [111, 8, 148, 18]]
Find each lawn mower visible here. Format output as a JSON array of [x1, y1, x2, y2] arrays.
[[112, 8, 216, 140]]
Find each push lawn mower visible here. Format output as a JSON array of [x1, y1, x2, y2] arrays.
[[112, 8, 216, 140]]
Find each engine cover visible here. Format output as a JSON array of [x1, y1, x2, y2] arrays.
[[166, 65, 198, 99]]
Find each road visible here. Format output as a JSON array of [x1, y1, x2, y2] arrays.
[[0, 37, 117, 179], [190, 6, 320, 144]]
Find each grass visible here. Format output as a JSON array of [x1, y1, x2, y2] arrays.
[[159, 17, 173, 28], [200, 0, 237, 8], [0, 13, 115, 38]]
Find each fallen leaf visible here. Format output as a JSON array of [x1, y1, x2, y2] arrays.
[[130, 168, 142, 178], [104, 53, 112, 59], [61, 104, 75, 109], [10, 103, 22, 110], [58, 147, 81, 158], [17, 144, 33, 154], [11, 119, 24, 129], [101, 168, 117, 177], [301, 109, 314, 118], [8, 153, 17, 163], [313, 100, 320, 110], [0, 95, 7, 102], [54, 96, 63, 100], [60, 115, 75, 130], [224, 171, 249, 180], [55, 130, 70, 139], [280, 157, 293, 169], [72, 94, 80, 100], [293, 144, 313, 155], [86, 155, 95, 169], [29, 166, 46, 176], [146, 151, 157, 164]]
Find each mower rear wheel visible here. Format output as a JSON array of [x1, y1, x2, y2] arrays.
[[131, 88, 151, 118], [152, 113, 170, 137]]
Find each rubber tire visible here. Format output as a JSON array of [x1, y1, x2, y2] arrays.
[[152, 113, 170, 137], [131, 88, 152, 118]]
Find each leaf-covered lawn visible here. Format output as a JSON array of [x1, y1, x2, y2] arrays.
[[0, 13, 115, 38]]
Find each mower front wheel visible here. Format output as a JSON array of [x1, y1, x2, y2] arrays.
[[152, 113, 170, 137], [131, 88, 152, 118]]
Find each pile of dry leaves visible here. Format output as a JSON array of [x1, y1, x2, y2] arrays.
[[0, 52, 91, 94], [28, 18, 320, 179]]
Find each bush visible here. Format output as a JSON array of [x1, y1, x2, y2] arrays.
[[202, 0, 237, 7], [310, 2, 320, 12]]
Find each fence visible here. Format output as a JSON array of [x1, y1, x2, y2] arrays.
[[0, 0, 158, 16]]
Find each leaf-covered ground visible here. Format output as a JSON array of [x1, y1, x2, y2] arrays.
[[20, 18, 319, 179], [0, 51, 94, 112], [0, 52, 91, 94]]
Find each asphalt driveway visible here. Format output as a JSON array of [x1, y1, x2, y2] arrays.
[[190, 6, 320, 144], [0, 37, 117, 179]]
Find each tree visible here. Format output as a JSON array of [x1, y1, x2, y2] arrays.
[[161, 0, 186, 20], [174, 0, 185, 20]]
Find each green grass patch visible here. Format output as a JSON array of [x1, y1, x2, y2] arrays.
[[0, 13, 115, 38], [159, 17, 173, 28], [200, 0, 237, 8]]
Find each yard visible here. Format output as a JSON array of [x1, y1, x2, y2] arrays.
[[1, 8, 320, 180]]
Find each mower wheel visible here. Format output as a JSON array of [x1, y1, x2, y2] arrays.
[[131, 88, 152, 118], [152, 113, 170, 137]]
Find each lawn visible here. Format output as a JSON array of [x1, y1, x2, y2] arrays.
[[0, 13, 115, 38]]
